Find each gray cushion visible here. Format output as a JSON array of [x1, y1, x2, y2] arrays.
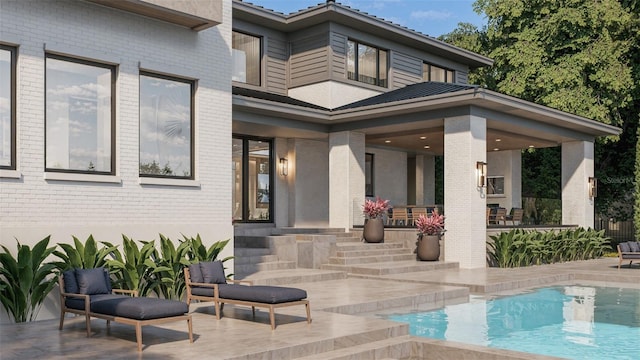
[[200, 261, 227, 284], [75, 267, 110, 295], [622, 253, 640, 259], [217, 284, 307, 304], [90, 296, 188, 320], [65, 293, 120, 310], [629, 242, 640, 252], [63, 269, 79, 294], [188, 263, 204, 283], [619, 242, 631, 252]]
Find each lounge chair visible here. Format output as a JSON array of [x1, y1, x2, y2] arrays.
[[59, 267, 193, 351], [617, 241, 640, 269], [184, 261, 311, 330]]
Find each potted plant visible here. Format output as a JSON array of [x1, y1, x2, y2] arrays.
[[415, 210, 445, 261], [361, 197, 390, 243]]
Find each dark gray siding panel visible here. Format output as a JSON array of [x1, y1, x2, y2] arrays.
[[290, 33, 329, 87], [391, 52, 422, 89], [330, 32, 348, 79], [266, 38, 287, 94], [456, 71, 468, 85]]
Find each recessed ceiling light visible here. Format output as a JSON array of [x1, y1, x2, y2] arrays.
[[424, 145, 430, 149], [420, 136, 427, 140], [495, 138, 502, 142], [529, 145, 535, 148], [384, 140, 391, 143], [493, 148, 500, 151]]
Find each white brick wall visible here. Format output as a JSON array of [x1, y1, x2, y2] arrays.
[[0, 0, 233, 321]]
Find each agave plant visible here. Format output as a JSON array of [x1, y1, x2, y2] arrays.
[[0, 236, 58, 322]]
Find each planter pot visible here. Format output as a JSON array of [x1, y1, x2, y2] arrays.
[[416, 234, 440, 261], [363, 218, 384, 243]]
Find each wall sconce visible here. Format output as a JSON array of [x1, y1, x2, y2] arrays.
[[279, 158, 288, 177], [588, 177, 597, 198], [476, 161, 487, 187]]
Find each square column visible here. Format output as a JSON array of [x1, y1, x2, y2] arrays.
[[444, 115, 487, 269], [329, 131, 365, 230], [561, 141, 595, 228], [415, 154, 435, 205]]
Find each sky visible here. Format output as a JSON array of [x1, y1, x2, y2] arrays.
[[247, 0, 486, 37]]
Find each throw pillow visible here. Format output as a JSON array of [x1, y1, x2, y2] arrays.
[[189, 263, 204, 283], [63, 269, 79, 294], [76, 267, 110, 295], [200, 261, 227, 284]]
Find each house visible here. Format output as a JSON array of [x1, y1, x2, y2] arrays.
[[0, 0, 619, 321]]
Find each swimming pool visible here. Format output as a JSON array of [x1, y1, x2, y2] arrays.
[[388, 285, 640, 359]]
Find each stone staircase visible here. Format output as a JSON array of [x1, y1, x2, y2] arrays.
[[234, 227, 458, 284]]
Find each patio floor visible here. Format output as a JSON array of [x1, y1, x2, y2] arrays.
[[1, 258, 638, 359]]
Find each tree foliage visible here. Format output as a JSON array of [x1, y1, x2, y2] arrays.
[[442, 0, 640, 221]]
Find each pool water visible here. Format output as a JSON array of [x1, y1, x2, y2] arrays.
[[388, 286, 640, 360]]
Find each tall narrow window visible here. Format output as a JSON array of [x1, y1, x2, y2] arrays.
[[347, 40, 387, 87], [232, 31, 261, 86], [365, 153, 374, 197], [46, 55, 115, 173], [0, 46, 16, 170], [139, 72, 194, 178], [422, 62, 455, 83], [233, 136, 273, 222]]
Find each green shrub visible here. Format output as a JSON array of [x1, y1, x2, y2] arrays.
[[487, 228, 610, 268], [0, 236, 58, 323]]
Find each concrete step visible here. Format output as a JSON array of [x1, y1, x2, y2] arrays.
[[321, 260, 458, 276], [335, 248, 410, 258], [274, 227, 346, 235], [334, 236, 362, 243], [234, 261, 296, 277], [334, 242, 404, 251], [234, 247, 271, 257], [235, 268, 348, 286], [295, 335, 413, 360], [329, 253, 415, 265], [233, 254, 278, 265]]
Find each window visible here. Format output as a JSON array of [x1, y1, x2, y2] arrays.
[[487, 176, 505, 195], [0, 45, 16, 170], [139, 72, 194, 178], [347, 40, 387, 87], [233, 136, 273, 222], [232, 31, 261, 86], [422, 63, 455, 83], [45, 55, 115, 173], [365, 153, 374, 196]]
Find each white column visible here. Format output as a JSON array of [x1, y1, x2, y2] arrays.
[[329, 131, 365, 230], [444, 115, 487, 269], [561, 140, 594, 228]]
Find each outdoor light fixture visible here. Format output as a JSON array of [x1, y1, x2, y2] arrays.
[[588, 177, 597, 198], [476, 161, 487, 187], [279, 158, 288, 176]]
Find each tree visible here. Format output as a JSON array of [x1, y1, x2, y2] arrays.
[[442, 0, 639, 222]]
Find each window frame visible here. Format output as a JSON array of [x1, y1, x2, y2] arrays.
[[347, 39, 388, 88], [422, 62, 455, 83], [365, 153, 374, 197], [44, 53, 116, 175], [233, 134, 274, 223], [231, 30, 262, 87], [138, 71, 195, 180], [0, 45, 16, 170]]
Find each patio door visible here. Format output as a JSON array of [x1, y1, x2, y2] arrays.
[[233, 135, 273, 222]]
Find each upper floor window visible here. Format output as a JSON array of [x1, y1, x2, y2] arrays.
[[232, 31, 261, 86], [0, 45, 16, 170], [45, 54, 115, 174], [139, 72, 194, 179], [347, 40, 388, 87], [423, 63, 455, 83]]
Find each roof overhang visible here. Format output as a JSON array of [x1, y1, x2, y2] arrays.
[[233, 0, 493, 69], [87, 0, 223, 31]]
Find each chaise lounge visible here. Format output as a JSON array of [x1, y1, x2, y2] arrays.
[[617, 241, 640, 269], [184, 261, 311, 329], [59, 267, 193, 351]]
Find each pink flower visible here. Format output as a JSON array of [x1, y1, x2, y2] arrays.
[[415, 209, 445, 236], [362, 197, 390, 219]]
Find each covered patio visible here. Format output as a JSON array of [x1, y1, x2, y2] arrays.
[[233, 82, 621, 268]]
